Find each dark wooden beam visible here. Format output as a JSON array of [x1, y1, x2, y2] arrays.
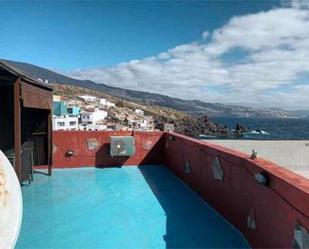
[[0, 75, 16, 81], [14, 78, 21, 182], [48, 111, 53, 176]]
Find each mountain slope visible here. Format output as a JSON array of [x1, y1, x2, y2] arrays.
[[4, 59, 292, 118]]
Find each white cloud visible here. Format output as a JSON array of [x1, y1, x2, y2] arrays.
[[208, 9, 309, 53], [70, 7, 309, 109]]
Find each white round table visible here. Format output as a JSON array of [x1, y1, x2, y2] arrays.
[[0, 150, 22, 249]]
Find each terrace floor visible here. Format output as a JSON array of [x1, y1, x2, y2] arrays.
[[16, 165, 249, 249]]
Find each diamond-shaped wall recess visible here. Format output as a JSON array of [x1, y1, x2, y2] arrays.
[[212, 157, 224, 181]]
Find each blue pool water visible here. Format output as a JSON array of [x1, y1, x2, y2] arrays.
[[16, 165, 249, 249]]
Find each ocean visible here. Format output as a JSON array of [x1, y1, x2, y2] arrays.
[[210, 117, 309, 140]]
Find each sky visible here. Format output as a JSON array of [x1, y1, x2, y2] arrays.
[[1, 0, 309, 109]]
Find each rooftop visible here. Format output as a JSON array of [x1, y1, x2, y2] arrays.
[[0, 60, 52, 90], [2, 130, 309, 249]]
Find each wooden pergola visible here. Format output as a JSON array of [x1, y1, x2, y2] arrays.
[[0, 60, 53, 182]]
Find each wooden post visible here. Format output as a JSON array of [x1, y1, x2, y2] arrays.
[[14, 78, 21, 182], [48, 111, 53, 176]]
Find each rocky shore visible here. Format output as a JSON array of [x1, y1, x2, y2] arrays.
[[155, 115, 247, 138]]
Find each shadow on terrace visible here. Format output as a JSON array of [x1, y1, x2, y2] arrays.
[[138, 165, 248, 249]]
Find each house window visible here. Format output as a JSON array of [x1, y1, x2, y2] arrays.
[[68, 108, 73, 114], [70, 121, 77, 126], [58, 122, 65, 127]]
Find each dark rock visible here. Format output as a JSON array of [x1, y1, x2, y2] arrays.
[[235, 123, 247, 133], [255, 128, 262, 134]]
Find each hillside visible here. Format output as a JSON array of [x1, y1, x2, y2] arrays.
[[52, 83, 189, 122], [53, 84, 236, 137], [4, 59, 293, 118]]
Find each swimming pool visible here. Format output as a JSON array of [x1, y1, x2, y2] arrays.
[[16, 165, 249, 249]]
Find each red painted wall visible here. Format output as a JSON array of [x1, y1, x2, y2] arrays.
[[164, 132, 309, 248], [52, 131, 165, 168]]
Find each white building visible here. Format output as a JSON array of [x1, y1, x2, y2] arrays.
[[100, 98, 115, 108], [106, 102, 115, 108], [140, 116, 154, 130], [128, 116, 154, 131], [79, 95, 97, 102], [80, 112, 92, 124], [135, 109, 145, 115], [99, 98, 108, 105], [80, 124, 107, 131], [52, 116, 79, 131], [53, 95, 61, 102], [80, 108, 108, 125]]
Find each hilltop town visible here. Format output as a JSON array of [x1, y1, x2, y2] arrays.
[[52, 83, 184, 132], [52, 84, 232, 137], [53, 93, 158, 132]]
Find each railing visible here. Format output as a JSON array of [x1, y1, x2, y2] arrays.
[[164, 132, 309, 248]]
